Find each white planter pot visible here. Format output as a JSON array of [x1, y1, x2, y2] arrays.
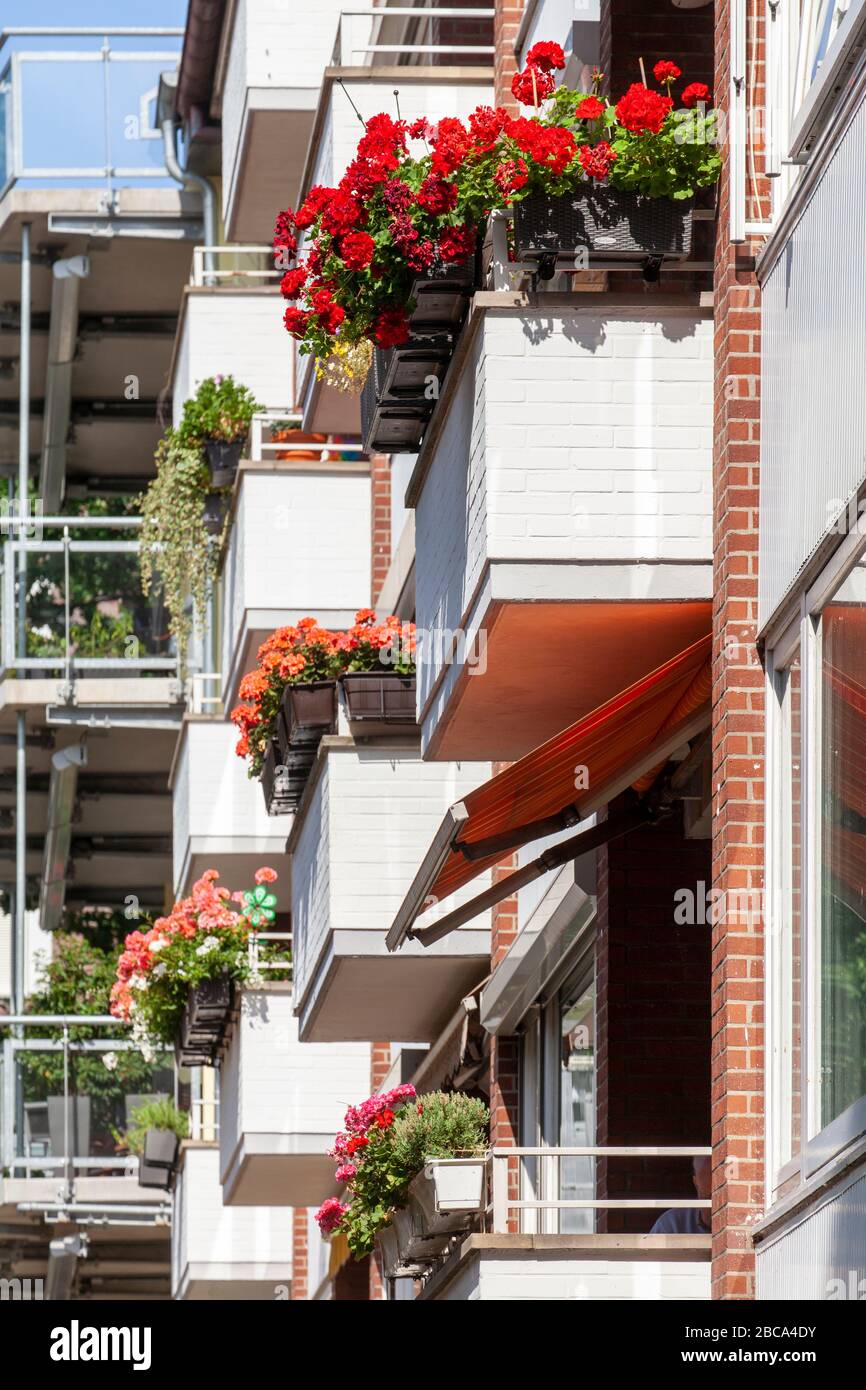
[[423, 1157, 487, 1214], [392, 1203, 452, 1263], [375, 1220, 425, 1279]]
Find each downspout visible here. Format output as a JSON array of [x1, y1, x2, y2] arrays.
[[161, 116, 216, 283]]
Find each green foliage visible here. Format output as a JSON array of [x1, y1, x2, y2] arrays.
[[138, 433, 217, 671], [123, 1098, 189, 1156], [177, 375, 262, 447]]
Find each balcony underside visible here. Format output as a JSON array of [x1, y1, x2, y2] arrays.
[[296, 931, 490, 1044], [421, 1233, 712, 1301], [221, 1136, 337, 1208], [175, 1265, 293, 1301], [224, 101, 315, 243], [177, 844, 291, 907], [421, 591, 712, 761]]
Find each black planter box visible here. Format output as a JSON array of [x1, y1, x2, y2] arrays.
[[175, 976, 234, 1066], [143, 1128, 180, 1169], [342, 673, 417, 734], [203, 490, 229, 535], [205, 437, 245, 488], [513, 189, 694, 262], [279, 681, 336, 752], [138, 1156, 173, 1190], [409, 253, 477, 330], [360, 335, 454, 454], [261, 738, 296, 815]]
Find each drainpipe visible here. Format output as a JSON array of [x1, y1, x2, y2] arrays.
[[161, 116, 216, 283]]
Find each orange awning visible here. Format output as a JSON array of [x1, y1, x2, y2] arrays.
[[387, 634, 712, 950]]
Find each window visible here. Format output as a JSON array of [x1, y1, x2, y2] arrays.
[[556, 968, 596, 1234], [793, 0, 852, 112], [818, 579, 866, 1130]]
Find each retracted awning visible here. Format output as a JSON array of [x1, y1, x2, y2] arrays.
[[387, 634, 712, 951]]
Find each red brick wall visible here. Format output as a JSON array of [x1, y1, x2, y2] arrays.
[[370, 453, 391, 606], [291, 1207, 308, 1300], [712, 0, 767, 1301], [596, 802, 712, 1233], [600, 0, 714, 96], [494, 0, 524, 109]]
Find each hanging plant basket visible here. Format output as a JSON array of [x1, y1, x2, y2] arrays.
[[205, 437, 245, 488], [341, 672, 417, 735], [513, 189, 694, 263], [175, 976, 234, 1066]]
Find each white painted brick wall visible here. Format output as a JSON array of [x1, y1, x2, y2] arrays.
[[415, 307, 713, 707], [220, 989, 369, 1165], [172, 721, 279, 886], [220, 468, 372, 685], [172, 293, 292, 426], [292, 747, 492, 1006], [173, 1145, 293, 1284]]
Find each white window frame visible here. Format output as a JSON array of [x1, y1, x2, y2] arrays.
[[766, 526, 866, 1200]]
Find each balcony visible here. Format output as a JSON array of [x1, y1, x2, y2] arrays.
[[420, 1147, 711, 1300], [410, 292, 713, 760], [297, 8, 493, 433], [218, 983, 370, 1206], [169, 717, 290, 900], [219, 415, 371, 707], [170, 249, 291, 429], [290, 734, 492, 1042], [171, 1143, 293, 1299], [217, 0, 348, 241]]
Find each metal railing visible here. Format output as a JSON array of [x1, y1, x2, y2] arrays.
[[490, 1146, 712, 1235], [190, 245, 280, 288], [333, 7, 495, 67], [0, 514, 179, 680], [248, 410, 366, 465]]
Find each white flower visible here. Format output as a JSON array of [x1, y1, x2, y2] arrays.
[[148, 937, 169, 953], [102, 1051, 118, 1072], [152, 961, 167, 978], [129, 973, 148, 991], [195, 935, 220, 957]]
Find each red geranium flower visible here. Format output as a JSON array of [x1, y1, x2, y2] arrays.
[[511, 66, 555, 106], [525, 40, 565, 73], [438, 222, 476, 264], [340, 230, 375, 271], [280, 267, 307, 299], [615, 83, 673, 135], [431, 116, 471, 177], [578, 140, 617, 181], [294, 185, 335, 229], [416, 175, 458, 215], [283, 306, 310, 338], [493, 156, 529, 199], [653, 60, 682, 86], [309, 287, 345, 334], [373, 308, 411, 349], [468, 105, 507, 152], [575, 96, 605, 121], [682, 81, 712, 108], [321, 191, 363, 236]]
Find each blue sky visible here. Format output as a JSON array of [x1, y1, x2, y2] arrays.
[[0, 1, 187, 27]]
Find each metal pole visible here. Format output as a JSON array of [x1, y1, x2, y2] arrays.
[[17, 221, 30, 660]]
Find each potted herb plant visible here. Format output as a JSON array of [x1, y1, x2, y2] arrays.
[[110, 867, 283, 1065], [177, 375, 262, 487], [124, 1098, 189, 1190]]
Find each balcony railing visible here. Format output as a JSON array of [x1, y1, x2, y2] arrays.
[[333, 7, 495, 67], [248, 410, 366, 464], [490, 1146, 712, 1235], [190, 245, 281, 289], [0, 514, 179, 681]]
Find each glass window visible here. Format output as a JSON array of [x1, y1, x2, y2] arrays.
[[819, 584, 866, 1130], [557, 968, 595, 1234]]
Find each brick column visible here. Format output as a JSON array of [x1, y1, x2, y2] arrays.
[[370, 453, 391, 606], [291, 1207, 308, 1301], [494, 0, 524, 109], [711, 0, 767, 1301]]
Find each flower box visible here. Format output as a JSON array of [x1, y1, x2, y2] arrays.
[[392, 1203, 454, 1262], [513, 189, 694, 263], [360, 343, 444, 455], [414, 1156, 487, 1215], [175, 976, 235, 1067], [341, 672, 417, 735], [205, 437, 245, 488], [278, 681, 337, 751], [375, 1220, 426, 1280], [138, 1129, 180, 1190], [260, 739, 297, 816], [408, 255, 477, 330], [203, 490, 229, 535]]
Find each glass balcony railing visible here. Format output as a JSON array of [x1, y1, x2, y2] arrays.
[[0, 514, 179, 679], [332, 6, 495, 68]]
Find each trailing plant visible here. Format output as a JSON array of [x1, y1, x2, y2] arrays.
[[122, 1098, 189, 1157], [110, 867, 290, 1057], [315, 1087, 489, 1258], [138, 433, 217, 670], [273, 45, 719, 359], [176, 374, 262, 448], [230, 610, 417, 777]]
